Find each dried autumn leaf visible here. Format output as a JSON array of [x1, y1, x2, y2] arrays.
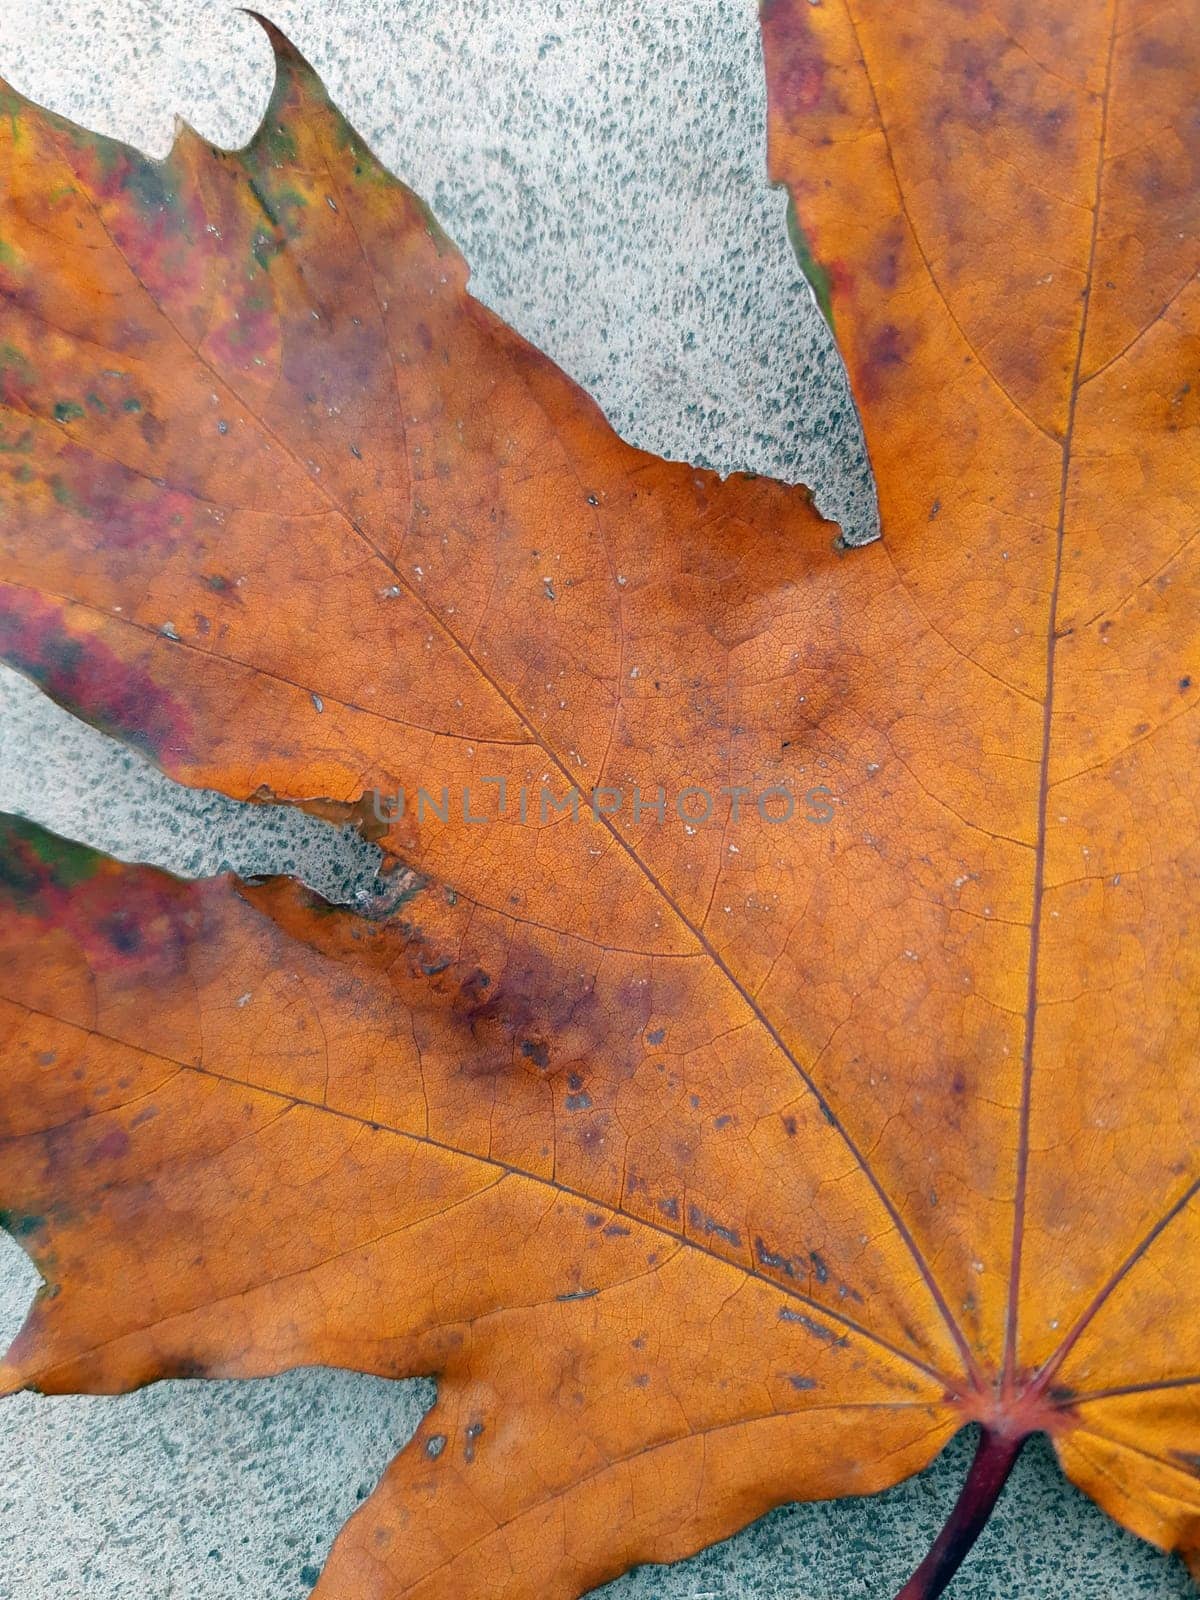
[[0, 7, 1196, 1598]]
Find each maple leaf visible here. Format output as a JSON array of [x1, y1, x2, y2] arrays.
[[0, 8, 1197, 1599]]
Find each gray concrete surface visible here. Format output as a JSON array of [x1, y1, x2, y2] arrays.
[[0, 2, 1191, 1596]]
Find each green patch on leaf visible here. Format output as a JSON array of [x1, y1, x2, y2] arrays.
[[785, 196, 834, 329], [0, 1209, 45, 1241], [0, 343, 35, 380], [0, 425, 33, 454], [49, 474, 92, 518], [261, 118, 299, 168], [0, 815, 106, 898]]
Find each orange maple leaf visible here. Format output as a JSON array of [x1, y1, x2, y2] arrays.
[[0, 8, 1197, 1596]]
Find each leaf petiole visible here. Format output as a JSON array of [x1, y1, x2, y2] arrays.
[[892, 1427, 1030, 1600]]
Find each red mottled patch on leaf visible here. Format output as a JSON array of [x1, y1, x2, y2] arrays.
[[0, 588, 192, 760]]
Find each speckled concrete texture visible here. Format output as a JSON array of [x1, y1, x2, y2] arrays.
[[0, 669, 384, 903], [0, 3, 1191, 1597]]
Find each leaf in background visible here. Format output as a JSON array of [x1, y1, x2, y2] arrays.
[[0, 8, 1197, 1598]]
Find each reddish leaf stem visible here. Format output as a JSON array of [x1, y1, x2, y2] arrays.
[[892, 1427, 1028, 1600]]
